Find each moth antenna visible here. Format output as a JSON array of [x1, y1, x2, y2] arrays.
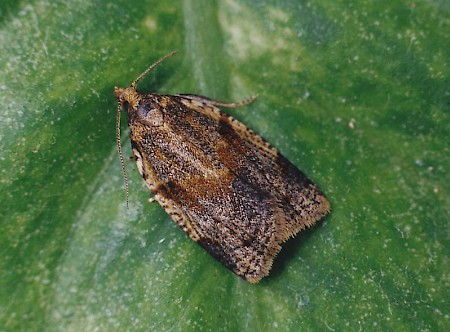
[[116, 100, 129, 208], [131, 50, 178, 88]]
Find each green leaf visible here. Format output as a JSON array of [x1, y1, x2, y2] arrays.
[[1, 0, 448, 331]]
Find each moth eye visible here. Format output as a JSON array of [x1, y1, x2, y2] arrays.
[[137, 104, 164, 126]]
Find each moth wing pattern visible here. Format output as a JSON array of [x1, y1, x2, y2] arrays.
[[126, 93, 330, 283]]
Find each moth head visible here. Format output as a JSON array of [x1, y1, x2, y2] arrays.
[[114, 86, 140, 110], [114, 51, 178, 112], [113, 86, 125, 98]]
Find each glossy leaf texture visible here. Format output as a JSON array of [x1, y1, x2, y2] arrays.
[[0, 0, 448, 331]]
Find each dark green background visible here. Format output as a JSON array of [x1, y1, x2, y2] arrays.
[[1, 0, 448, 331]]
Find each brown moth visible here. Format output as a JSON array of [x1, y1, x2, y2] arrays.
[[114, 51, 331, 283]]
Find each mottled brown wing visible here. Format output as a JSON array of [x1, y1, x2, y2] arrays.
[[127, 94, 330, 283]]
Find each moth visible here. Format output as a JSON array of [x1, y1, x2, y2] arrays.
[[114, 51, 331, 283]]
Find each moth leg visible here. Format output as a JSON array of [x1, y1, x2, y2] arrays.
[[148, 197, 156, 203], [175, 94, 257, 108]]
